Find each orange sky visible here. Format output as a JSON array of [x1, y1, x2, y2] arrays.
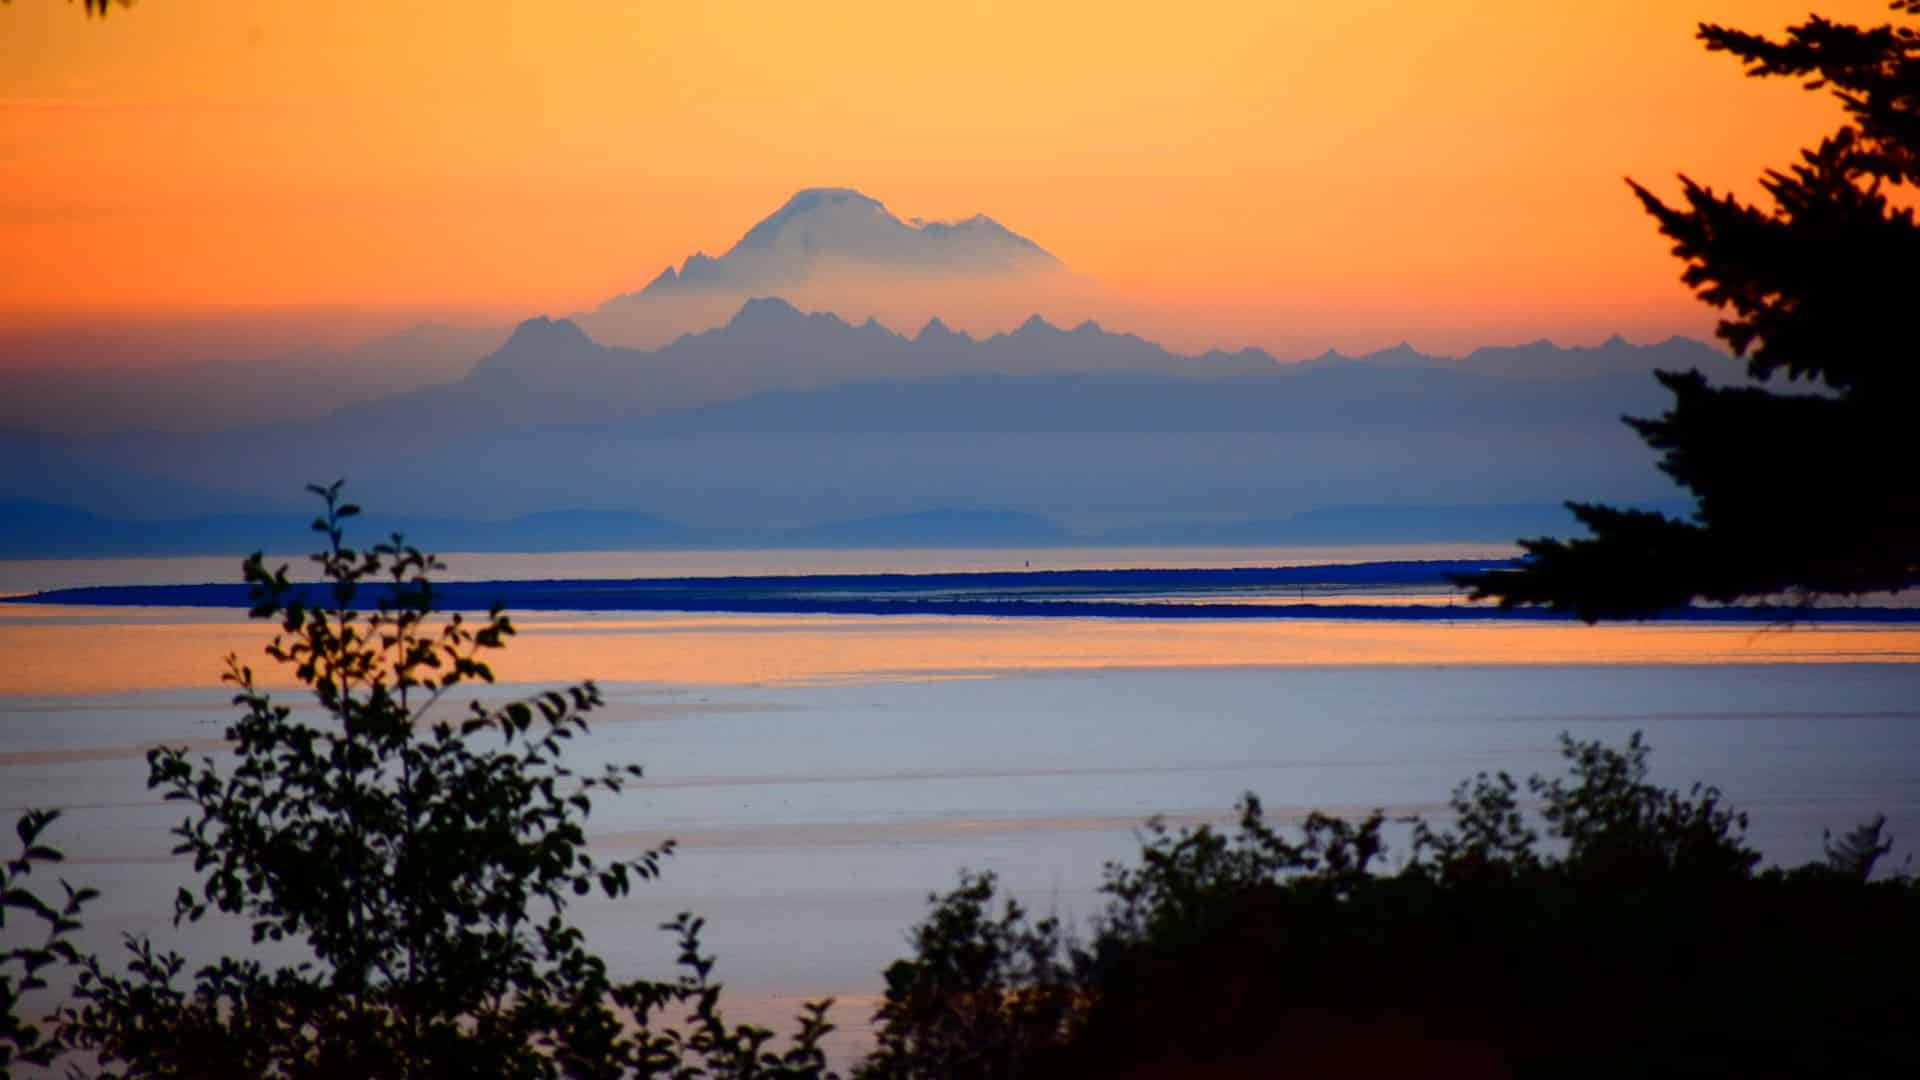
[[0, 0, 1898, 357]]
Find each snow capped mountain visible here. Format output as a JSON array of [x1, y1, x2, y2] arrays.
[[577, 188, 1087, 347], [638, 187, 1060, 296]]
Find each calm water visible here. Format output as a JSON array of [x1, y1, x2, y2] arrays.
[[0, 544, 1514, 596], [4, 549, 1919, 1063]]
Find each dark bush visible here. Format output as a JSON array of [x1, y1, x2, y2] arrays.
[[48, 484, 836, 1079], [868, 734, 1920, 1079]]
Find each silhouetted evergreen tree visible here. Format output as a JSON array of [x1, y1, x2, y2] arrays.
[[1464, 3, 1920, 619], [0, 0, 126, 18]]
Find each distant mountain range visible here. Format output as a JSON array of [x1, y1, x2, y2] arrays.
[[303, 297, 1728, 435], [0, 186, 1752, 554], [0, 323, 505, 436], [0, 294, 1718, 550], [0, 187, 1733, 435], [327, 298, 1288, 431], [0, 187, 1080, 433], [0, 497, 1613, 561], [1302, 334, 1726, 383]]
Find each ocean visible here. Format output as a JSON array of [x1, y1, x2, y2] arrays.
[[4, 547, 1919, 1063]]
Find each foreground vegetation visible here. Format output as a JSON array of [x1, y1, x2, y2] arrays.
[[1466, 1, 1920, 616], [862, 739, 1918, 1079], [6, 486, 836, 1079], [8, 4, 1918, 1074], [4, 486, 1916, 1078]]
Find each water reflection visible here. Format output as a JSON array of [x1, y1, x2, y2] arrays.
[[2, 605, 1916, 696]]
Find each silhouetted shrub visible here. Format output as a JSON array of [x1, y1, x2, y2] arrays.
[[858, 872, 1081, 1080], [2, 809, 95, 1073], [51, 484, 835, 1079], [868, 734, 1920, 1078]]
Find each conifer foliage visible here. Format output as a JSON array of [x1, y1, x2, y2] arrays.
[[1466, 3, 1920, 619]]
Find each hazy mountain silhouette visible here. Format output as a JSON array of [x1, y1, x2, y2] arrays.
[[0, 431, 289, 519], [779, 508, 1070, 549], [0, 323, 504, 435], [0, 500, 1077, 557], [0, 187, 1735, 439], [626, 357, 1679, 438], [0, 297, 1736, 543], [1313, 333, 1734, 384], [0, 499, 688, 559], [578, 188, 1093, 347], [635, 188, 1061, 292], [1096, 503, 1667, 547], [0, 497, 1609, 559], [330, 300, 1712, 436], [327, 298, 1283, 431]]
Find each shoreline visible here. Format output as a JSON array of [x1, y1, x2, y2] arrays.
[[8, 560, 1917, 623]]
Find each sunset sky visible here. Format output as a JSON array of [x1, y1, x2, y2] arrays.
[[0, 0, 1893, 358]]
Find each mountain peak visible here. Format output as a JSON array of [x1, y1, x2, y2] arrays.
[[1352, 341, 1434, 367], [916, 316, 971, 344], [728, 188, 898, 257], [502, 316, 593, 354], [618, 188, 1063, 309], [781, 187, 886, 212], [468, 317, 598, 379], [930, 213, 1050, 255], [728, 296, 809, 328]]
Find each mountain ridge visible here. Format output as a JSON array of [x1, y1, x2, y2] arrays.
[[420, 297, 1727, 433], [0, 496, 1602, 560], [0, 318, 1696, 532], [366, 297, 1293, 431]]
